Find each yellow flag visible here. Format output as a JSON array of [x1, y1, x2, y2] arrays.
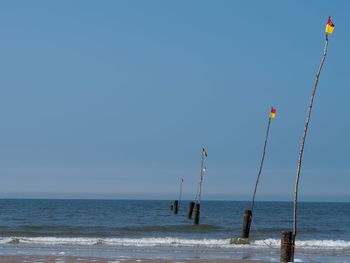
[[326, 16, 335, 34], [270, 107, 277, 119]]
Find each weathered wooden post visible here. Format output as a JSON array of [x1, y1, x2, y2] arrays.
[[193, 203, 200, 225], [187, 201, 195, 219], [280, 231, 294, 263], [241, 209, 252, 238], [173, 200, 179, 214]]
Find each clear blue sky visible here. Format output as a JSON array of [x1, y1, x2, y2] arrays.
[[0, 1, 349, 201]]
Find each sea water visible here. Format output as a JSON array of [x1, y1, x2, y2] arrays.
[[0, 199, 349, 262]]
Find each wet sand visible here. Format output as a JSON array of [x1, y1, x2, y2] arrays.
[[0, 256, 267, 263]]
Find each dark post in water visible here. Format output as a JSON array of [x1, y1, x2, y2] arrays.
[[280, 231, 294, 263], [241, 209, 252, 238], [187, 201, 195, 219], [193, 203, 200, 225], [173, 200, 179, 214]]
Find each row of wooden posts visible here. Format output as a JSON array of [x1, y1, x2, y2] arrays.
[[170, 200, 200, 225], [169, 18, 334, 262], [170, 199, 292, 262]]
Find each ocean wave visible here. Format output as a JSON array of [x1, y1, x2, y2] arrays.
[[0, 237, 231, 247], [0, 224, 223, 237], [0, 236, 350, 250]]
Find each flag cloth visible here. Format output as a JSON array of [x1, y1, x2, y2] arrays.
[[270, 107, 277, 119], [202, 147, 207, 157], [326, 16, 335, 34]]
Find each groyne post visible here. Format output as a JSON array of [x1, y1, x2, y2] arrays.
[[193, 203, 200, 225], [280, 231, 294, 262], [241, 209, 252, 238], [173, 200, 179, 214], [187, 201, 195, 219]]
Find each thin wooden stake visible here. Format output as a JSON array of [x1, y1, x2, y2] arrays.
[[197, 151, 205, 204], [195, 148, 206, 204], [251, 115, 272, 212], [193, 148, 207, 225], [293, 34, 330, 249], [178, 178, 184, 210]]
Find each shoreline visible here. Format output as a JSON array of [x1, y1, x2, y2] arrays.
[[0, 257, 267, 263]]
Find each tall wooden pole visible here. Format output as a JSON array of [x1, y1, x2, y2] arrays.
[[197, 152, 205, 204], [251, 115, 272, 212], [241, 109, 274, 238], [293, 34, 330, 250], [178, 178, 184, 210], [194, 148, 206, 225]]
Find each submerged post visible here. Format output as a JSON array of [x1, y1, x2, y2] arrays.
[[173, 200, 179, 214], [187, 201, 195, 219], [241, 209, 252, 238], [280, 231, 294, 263], [193, 203, 200, 225]]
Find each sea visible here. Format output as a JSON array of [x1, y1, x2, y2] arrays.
[[0, 199, 349, 262]]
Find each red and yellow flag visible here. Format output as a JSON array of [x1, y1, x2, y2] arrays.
[[270, 107, 277, 119], [325, 16, 335, 34]]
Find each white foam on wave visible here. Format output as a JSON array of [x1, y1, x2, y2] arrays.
[[253, 238, 350, 249], [0, 236, 349, 250], [0, 237, 231, 248]]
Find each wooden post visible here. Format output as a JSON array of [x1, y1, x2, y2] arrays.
[[193, 203, 200, 225], [187, 201, 195, 219], [173, 200, 179, 214], [292, 31, 330, 255], [241, 209, 252, 238], [280, 231, 294, 263]]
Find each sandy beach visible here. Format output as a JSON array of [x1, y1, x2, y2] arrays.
[[0, 257, 266, 263]]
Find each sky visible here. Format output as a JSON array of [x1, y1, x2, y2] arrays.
[[0, 1, 349, 201]]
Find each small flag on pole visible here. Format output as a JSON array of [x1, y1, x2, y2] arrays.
[[202, 147, 207, 157], [270, 107, 277, 119], [325, 16, 335, 34]]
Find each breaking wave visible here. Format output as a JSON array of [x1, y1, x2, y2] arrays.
[[1, 236, 349, 250]]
